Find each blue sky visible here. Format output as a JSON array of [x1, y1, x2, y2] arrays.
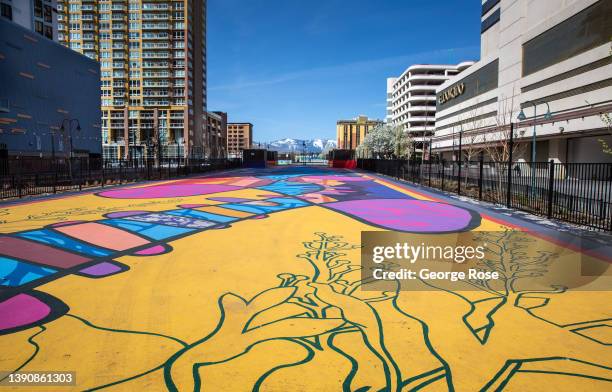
[[207, 0, 482, 142]]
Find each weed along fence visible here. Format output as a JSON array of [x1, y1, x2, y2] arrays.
[[0, 157, 242, 200], [357, 159, 612, 231]]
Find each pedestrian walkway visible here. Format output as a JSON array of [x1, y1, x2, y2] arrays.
[[0, 166, 610, 391]]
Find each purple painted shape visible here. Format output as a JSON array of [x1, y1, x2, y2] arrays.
[[304, 176, 368, 182], [0, 294, 51, 331], [106, 211, 148, 218], [79, 261, 123, 277], [208, 197, 253, 203], [326, 199, 474, 232], [134, 245, 167, 255], [51, 221, 86, 227], [98, 184, 241, 199], [250, 215, 268, 219]]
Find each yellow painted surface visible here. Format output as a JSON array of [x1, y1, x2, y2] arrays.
[[0, 169, 610, 391]]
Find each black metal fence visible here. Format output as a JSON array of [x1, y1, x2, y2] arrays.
[[357, 158, 612, 231], [0, 157, 242, 200]]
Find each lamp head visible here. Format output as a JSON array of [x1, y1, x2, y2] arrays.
[[76, 124, 81, 131], [517, 109, 526, 121], [544, 109, 552, 120]]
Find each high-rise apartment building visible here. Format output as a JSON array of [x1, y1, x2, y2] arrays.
[[387, 63, 473, 155], [227, 122, 253, 158], [0, 0, 58, 41], [57, 0, 207, 160]]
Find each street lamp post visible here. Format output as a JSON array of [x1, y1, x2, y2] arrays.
[[517, 101, 552, 196], [50, 131, 55, 160], [59, 118, 81, 159], [59, 118, 81, 179]]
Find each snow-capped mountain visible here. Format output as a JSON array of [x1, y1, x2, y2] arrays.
[[254, 138, 337, 154]]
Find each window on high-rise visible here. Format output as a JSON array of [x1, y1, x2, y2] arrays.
[[34, 0, 42, 17], [0, 3, 12, 20], [43, 4, 52, 22]]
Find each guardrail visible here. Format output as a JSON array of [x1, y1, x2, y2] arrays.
[[0, 157, 242, 200], [357, 158, 612, 231]]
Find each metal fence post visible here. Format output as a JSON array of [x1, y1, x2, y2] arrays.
[[547, 159, 555, 219], [396, 159, 400, 180], [457, 131, 462, 195], [53, 160, 57, 194], [478, 153, 484, 201], [506, 122, 514, 208], [441, 159, 445, 190]]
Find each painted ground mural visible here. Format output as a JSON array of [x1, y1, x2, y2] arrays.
[[0, 166, 610, 391]]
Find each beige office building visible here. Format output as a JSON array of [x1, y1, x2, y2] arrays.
[[433, 0, 612, 164], [57, 0, 207, 159], [337, 115, 383, 151], [206, 111, 227, 159], [227, 122, 253, 158]]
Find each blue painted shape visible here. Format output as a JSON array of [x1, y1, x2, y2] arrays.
[[266, 197, 310, 208], [223, 196, 309, 214], [165, 209, 238, 223], [16, 229, 112, 257], [0, 256, 57, 287], [222, 204, 270, 214], [257, 180, 321, 196], [101, 219, 194, 240], [261, 174, 304, 180]]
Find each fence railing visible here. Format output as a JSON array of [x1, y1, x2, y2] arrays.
[[357, 158, 612, 231], [0, 157, 242, 200]]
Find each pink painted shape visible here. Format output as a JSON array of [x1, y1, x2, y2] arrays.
[[98, 184, 241, 199], [55, 222, 149, 251], [134, 245, 167, 255], [0, 294, 50, 331]]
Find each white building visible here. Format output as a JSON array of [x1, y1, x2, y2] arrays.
[[0, 0, 58, 41], [385, 77, 396, 123], [433, 0, 612, 164], [388, 63, 474, 154]]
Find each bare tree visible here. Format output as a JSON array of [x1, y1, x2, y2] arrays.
[[457, 108, 486, 188], [481, 87, 525, 164], [459, 107, 485, 164], [479, 87, 527, 202]]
